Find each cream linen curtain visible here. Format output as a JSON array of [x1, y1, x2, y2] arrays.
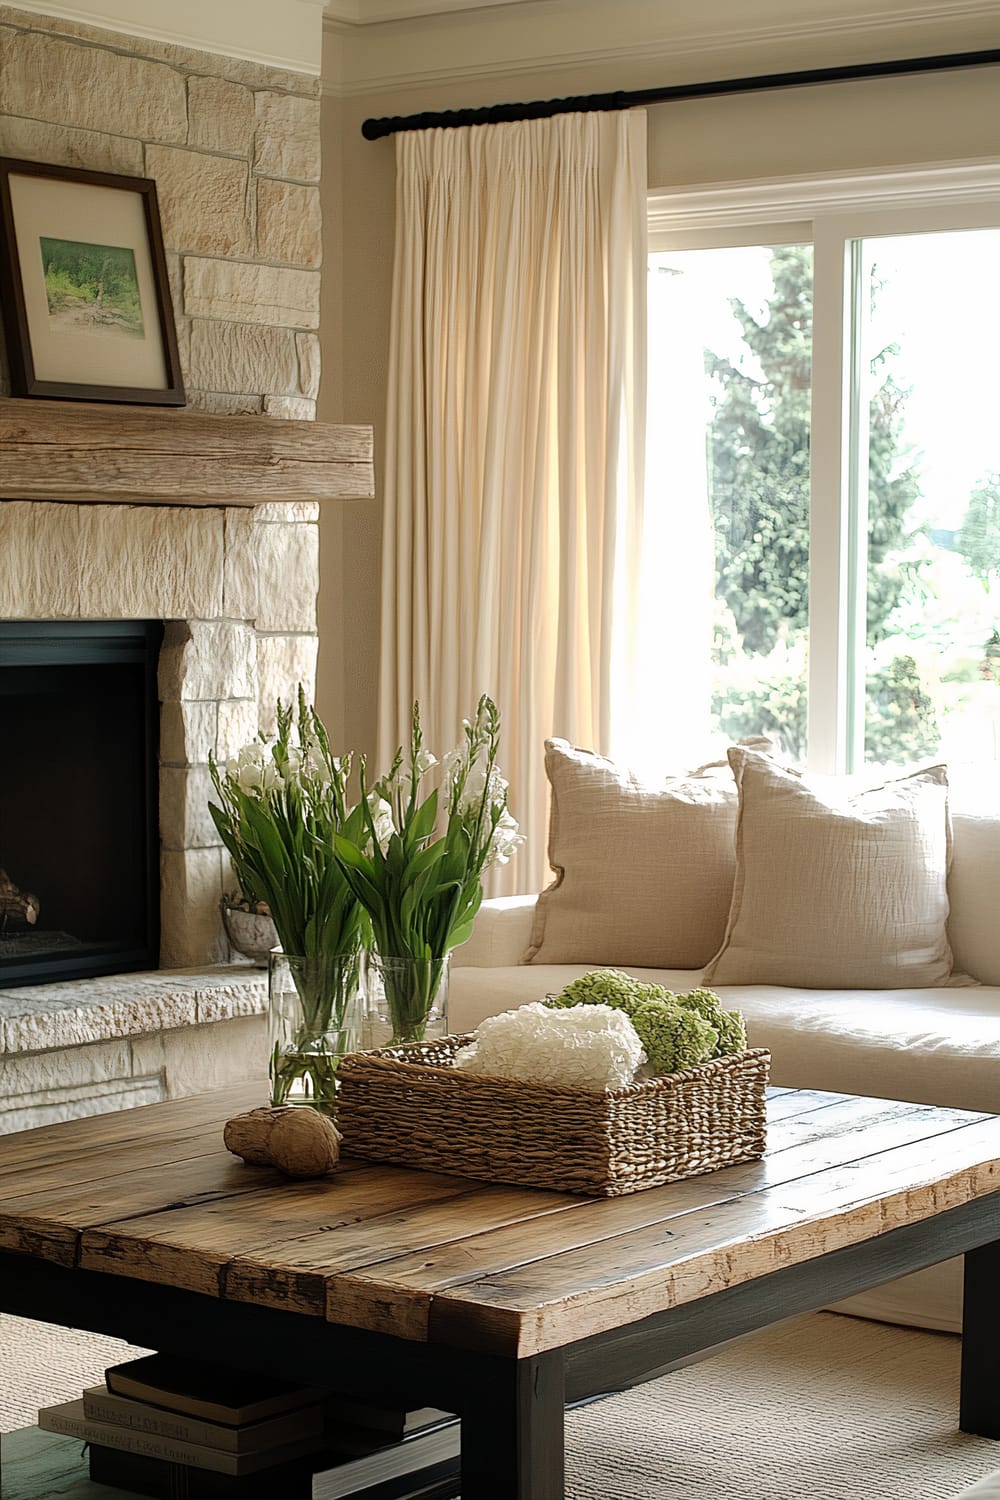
[[379, 110, 647, 894]]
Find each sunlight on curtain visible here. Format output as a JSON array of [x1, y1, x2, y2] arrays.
[[380, 111, 647, 893]]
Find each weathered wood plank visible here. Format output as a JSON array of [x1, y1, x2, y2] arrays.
[[0, 1123, 370, 1197], [0, 1152, 280, 1264], [0, 399, 374, 505], [0, 1218, 79, 1268], [0, 1121, 232, 1194], [764, 1088, 853, 1121], [760, 1096, 978, 1153], [0, 1083, 260, 1166], [79, 1167, 480, 1299], [322, 1103, 987, 1342], [429, 1118, 1000, 1355], [225, 1185, 583, 1316]]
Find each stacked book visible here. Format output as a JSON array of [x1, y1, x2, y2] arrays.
[[310, 1400, 460, 1500], [36, 1353, 460, 1500]]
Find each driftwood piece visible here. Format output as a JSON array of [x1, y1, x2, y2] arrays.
[[223, 1106, 342, 1178], [0, 869, 40, 930]]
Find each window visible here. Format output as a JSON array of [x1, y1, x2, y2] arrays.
[[642, 165, 1000, 783], [853, 227, 1000, 770], [647, 243, 813, 764]]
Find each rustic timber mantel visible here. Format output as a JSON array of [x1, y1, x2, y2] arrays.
[[0, 398, 374, 506]]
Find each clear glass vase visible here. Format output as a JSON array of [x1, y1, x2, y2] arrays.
[[364, 952, 450, 1048], [267, 950, 363, 1114]]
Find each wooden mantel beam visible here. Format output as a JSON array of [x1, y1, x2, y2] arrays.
[[0, 398, 374, 506]]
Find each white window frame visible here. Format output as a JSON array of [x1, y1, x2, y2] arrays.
[[648, 159, 1000, 773]]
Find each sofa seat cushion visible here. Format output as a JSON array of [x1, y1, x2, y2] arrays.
[[724, 981, 1000, 1112], [450, 964, 1000, 1113]]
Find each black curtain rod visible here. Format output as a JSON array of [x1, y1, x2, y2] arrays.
[[361, 47, 1000, 140]]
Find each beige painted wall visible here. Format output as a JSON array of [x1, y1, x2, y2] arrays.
[[316, 15, 1000, 755]]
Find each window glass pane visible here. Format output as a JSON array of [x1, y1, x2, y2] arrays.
[[645, 245, 813, 767], [858, 229, 1000, 770]]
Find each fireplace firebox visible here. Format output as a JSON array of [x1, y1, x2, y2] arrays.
[[0, 621, 161, 988]]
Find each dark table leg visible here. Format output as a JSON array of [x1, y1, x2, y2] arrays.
[[460, 1349, 566, 1498], [961, 1239, 1000, 1437]]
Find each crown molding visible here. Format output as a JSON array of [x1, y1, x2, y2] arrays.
[[647, 157, 1000, 235], [324, 0, 533, 22], [7, 0, 325, 74], [322, 0, 1000, 96]]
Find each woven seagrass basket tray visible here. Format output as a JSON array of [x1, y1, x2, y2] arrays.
[[336, 1035, 770, 1197]]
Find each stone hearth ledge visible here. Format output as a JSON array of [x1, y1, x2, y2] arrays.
[[0, 966, 267, 1054]]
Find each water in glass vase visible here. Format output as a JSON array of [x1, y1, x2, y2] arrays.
[[365, 952, 450, 1048], [267, 950, 363, 1114]]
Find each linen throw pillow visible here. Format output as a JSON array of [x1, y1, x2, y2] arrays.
[[523, 739, 739, 969], [702, 748, 970, 989]]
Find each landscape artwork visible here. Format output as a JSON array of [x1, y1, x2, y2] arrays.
[[39, 235, 145, 339]]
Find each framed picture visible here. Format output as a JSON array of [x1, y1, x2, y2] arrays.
[[0, 158, 184, 405]]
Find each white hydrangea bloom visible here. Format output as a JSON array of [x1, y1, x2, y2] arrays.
[[453, 1001, 644, 1091]]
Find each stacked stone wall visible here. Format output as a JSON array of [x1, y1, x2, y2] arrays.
[[0, 5, 322, 417]]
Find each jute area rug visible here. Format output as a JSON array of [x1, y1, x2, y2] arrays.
[[1, 1310, 996, 1499]]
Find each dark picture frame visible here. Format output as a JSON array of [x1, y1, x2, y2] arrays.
[[0, 158, 184, 405]]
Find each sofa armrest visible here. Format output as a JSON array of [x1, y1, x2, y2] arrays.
[[451, 895, 537, 968]]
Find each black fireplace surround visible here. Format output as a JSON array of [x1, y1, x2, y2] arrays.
[[0, 621, 161, 988]]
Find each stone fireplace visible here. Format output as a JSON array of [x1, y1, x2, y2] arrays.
[[0, 6, 374, 1128], [0, 404, 372, 1129], [0, 494, 319, 971]]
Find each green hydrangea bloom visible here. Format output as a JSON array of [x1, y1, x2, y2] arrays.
[[676, 988, 747, 1058], [629, 998, 717, 1074], [545, 973, 745, 1071], [547, 970, 661, 1017]]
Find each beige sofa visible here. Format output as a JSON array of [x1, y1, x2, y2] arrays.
[[450, 740, 1000, 1334]]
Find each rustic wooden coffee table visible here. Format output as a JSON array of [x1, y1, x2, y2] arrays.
[[2, 1082, 998, 1498]]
